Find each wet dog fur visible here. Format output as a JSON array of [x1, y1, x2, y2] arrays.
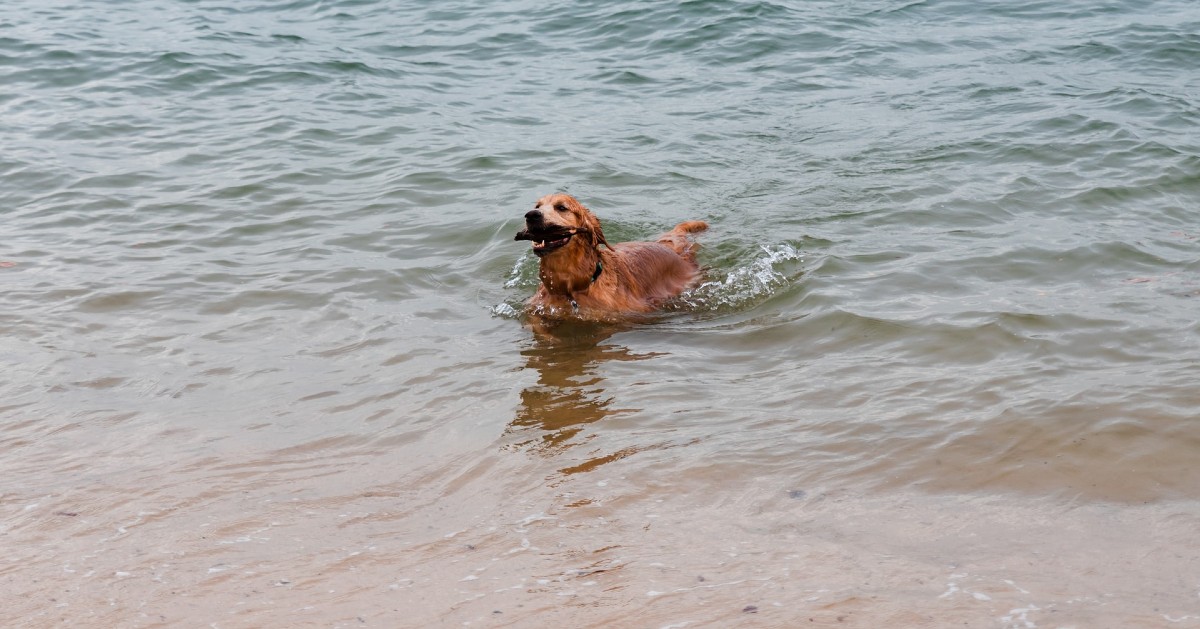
[[514, 193, 707, 317]]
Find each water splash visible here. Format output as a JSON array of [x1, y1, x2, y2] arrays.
[[680, 243, 803, 312], [495, 253, 539, 319], [491, 302, 522, 318], [503, 253, 537, 289]]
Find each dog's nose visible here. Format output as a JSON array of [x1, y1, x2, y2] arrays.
[[525, 209, 543, 224]]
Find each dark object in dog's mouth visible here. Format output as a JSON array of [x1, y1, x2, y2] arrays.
[[515, 228, 574, 256]]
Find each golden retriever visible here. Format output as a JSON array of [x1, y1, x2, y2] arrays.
[[514, 193, 707, 317]]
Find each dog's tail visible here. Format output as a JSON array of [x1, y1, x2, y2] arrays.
[[658, 220, 708, 259], [672, 220, 708, 234]]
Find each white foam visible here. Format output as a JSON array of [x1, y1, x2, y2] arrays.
[[490, 302, 521, 318], [681, 243, 802, 311]]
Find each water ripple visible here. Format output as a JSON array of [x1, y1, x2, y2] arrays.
[[2, 0, 1200, 623]]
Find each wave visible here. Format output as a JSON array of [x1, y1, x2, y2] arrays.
[[679, 243, 803, 313]]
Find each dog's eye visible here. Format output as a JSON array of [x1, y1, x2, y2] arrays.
[[554, 203, 568, 213]]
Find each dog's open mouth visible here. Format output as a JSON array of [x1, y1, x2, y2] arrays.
[[515, 228, 574, 256]]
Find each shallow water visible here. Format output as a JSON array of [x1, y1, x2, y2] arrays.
[[2, 0, 1200, 626]]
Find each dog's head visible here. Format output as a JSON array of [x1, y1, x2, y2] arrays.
[[515, 193, 607, 257]]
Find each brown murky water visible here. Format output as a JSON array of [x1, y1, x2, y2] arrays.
[[4, 0, 1200, 626]]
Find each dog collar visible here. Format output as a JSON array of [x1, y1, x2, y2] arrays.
[[569, 261, 605, 314]]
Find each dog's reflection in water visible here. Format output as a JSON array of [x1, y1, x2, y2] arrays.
[[507, 319, 660, 464]]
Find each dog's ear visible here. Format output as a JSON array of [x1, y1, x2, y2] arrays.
[[584, 209, 608, 248]]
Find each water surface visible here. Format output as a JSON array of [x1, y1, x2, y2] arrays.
[[2, 0, 1199, 626]]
